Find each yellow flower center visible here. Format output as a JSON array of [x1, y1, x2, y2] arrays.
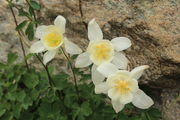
[[42, 26, 63, 49], [44, 32, 62, 47], [95, 44, 111, 59], [114, 80, 131, 94], [88, 40, 114, 65]]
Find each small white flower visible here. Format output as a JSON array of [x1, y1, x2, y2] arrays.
[[30, 15, 82, 65], [97, 62, 154, 113], [75, 19, 131, 89]]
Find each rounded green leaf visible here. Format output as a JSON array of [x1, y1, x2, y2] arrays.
[[29, 1, 41, 10]]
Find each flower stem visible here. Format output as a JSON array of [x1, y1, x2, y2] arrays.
[[7, 0, 63, 100], [8, 1, 30, 71], [78, 0, 87, 30], [35, 55, 53, 86], [25, 0, 38, 27], [35, 54, 64, 100], [60, 47, 80, 101]]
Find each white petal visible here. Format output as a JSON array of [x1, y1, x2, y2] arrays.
[[92, 64, 105, 85], [95, 82, 109, 94], [54, 15, 66, 34], [97, 62, 118, 77], [112, 52, 129, 69], [75, 52, 92, 68], [128, 79, 139, 92], [43, 50, 57, 65], [64, 38, 82, 55], [119, 93, 133, 104], [88, 19, 103, 41], [108, 88, 120, 100], [35, 25, 48, 38], [111, 37, 131, 51], [130, 65, 149, 80], [30, 41, 45, 53], [106, 70, 131, 88], [132, 89, 154, 109], [112, 100, 125, 113]]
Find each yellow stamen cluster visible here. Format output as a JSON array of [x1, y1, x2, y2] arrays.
[[88, 41, 114, 65], [44, 32, 62, 47], [114, 80, 131, 94], [94, 43, 111, 60]]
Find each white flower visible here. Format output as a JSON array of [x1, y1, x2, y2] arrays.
[[96, 62, 154, 113], [75, 19, 131, 90], [30, 15, 82, 65]]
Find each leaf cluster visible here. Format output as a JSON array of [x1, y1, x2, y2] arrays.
[[0, 53, 162, 120], [14, 0, 41, 41]]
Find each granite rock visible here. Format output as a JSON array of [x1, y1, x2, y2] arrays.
[[0, 0, 180, 119]]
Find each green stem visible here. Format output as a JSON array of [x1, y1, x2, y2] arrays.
[[60, 47, 80, 101], [35, 55, 53, 86], [25, 0, 38, 27], [78, 0, 87, 30], [35, 54, 63, 99], [8, 1, 30, 71], [7, 0, 63, 100], [145, 112, 152, 120]]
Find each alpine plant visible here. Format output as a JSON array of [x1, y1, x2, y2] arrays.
[[96, 62, 154, 113], [30, 15, 82, 65], [75, 19, 131, 92]]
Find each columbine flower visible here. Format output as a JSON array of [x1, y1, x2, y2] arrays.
[[96, 62, 154, 113], [30, 15, 82, 64], [75, 19, 131, 88]]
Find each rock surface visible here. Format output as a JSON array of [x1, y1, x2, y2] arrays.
[[0, 0, 180, 120]]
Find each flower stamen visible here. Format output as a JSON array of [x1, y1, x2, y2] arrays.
[[44, 32, 62, 47], [114, 80, 131, 94], [88, 40, 114, 65]]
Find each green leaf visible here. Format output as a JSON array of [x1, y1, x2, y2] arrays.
[[28, 6, 34, 16], [73, 102, 92, 120], [30, 89, 40, 100], [81, 102, 92, 116], [45, 89, 59, 102], [29, 0, 41, 10], [0, 63, 7, 69], [24, 53, 34, 61], [0, 109, 6, 117], [25, 22, 34, 41], [19, 111, 34, 120], [53, 73, 69, 90], [1, 112, 13, 120], [38, 101, 52, 118], [64, 91, 77, 108], [71, 55, 78, 60], [80, 74, 91, 82], [145, 108, 162, 120], [22, 72, 39, 89], [47, 65, 54, 74], [118, 113, 130, 120], [0, 87, 3, 98], [16, 91, 26, 102], [0, 102, 11, 111], [12, 103, 22, 119], [6, 69, 14, 80], [129, 116, 142, 120], [6, 92, 16, 101], [59, 116, 68, 120], [7, 52, 18, 64], [22, 95, 33, 109], [16, 21, 28, 31], [18, 8, 32, 19]]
